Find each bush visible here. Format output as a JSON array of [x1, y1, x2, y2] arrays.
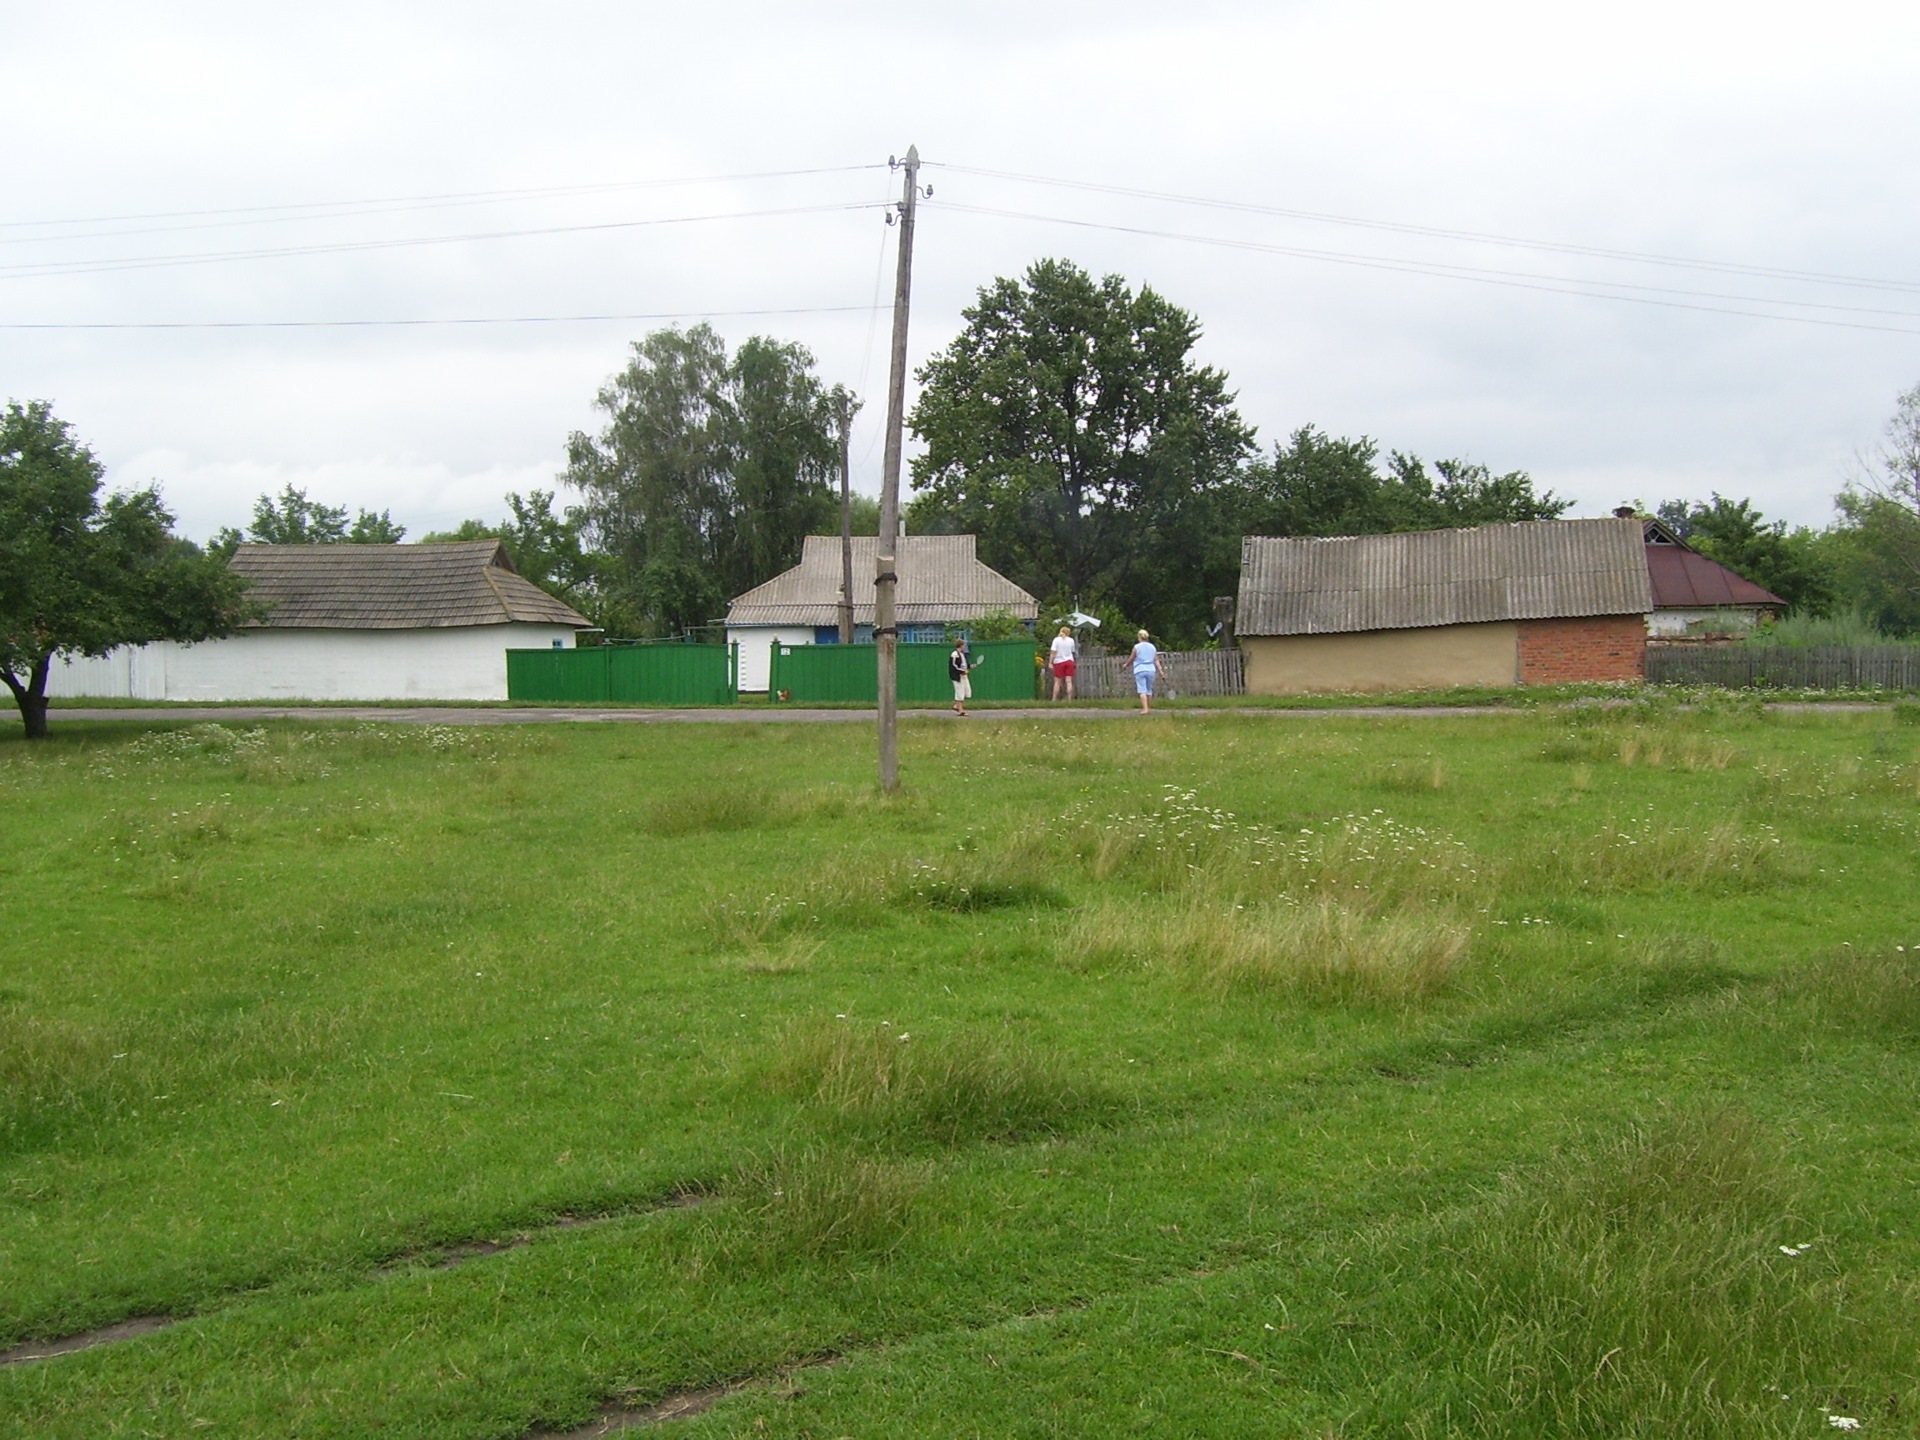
[[1746, 606, 1914, 647]]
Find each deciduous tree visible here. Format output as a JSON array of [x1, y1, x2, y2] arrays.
[[211, 484, 405, 555], [565, 325, 843, 635], [908, 260, 1254, 639], [0, 401, 252, 739], [1233, 426, 1567, 538], [1831, 384, 1920, 633]]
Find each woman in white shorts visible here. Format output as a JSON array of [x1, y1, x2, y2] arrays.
[[949, 637, 972, 715]]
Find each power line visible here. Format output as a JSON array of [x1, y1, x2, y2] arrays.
[[0, 202, 889, 281], [0, 164, 886, 237], [933, 162, 1920, 298], [0, 304, 884, 332], [940, 202, 1920, 337]]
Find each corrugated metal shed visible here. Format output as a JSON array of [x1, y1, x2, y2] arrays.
[[1237, 519, 1652, 637], [230, 541, 591, 630], [726, 535, 1039, 627]]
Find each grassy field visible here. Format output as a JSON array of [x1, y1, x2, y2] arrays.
[[2, 704, 1917, 1438]]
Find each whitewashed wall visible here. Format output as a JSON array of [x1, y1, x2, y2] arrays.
[[47, 625, 579, 702], [1648, 608, 1765, 638], [725, 627, 818, 692]]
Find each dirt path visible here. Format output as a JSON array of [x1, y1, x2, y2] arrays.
[[44, 700, 1888, 727]]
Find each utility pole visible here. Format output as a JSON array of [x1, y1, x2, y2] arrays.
[[876, 145, 923, 792], [834, 388, 858, 645]]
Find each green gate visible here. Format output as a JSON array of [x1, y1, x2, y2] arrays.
[[507, 644, 737, 705], [768, 639, 1037, 704]]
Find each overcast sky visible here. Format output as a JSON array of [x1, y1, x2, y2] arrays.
[[4, 0, 1917, 545]]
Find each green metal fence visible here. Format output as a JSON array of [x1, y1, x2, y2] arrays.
[[507, 644, 738, 705], [768, 639, 1039, 704]]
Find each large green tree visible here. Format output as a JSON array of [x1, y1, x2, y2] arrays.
[[564, 325, 843, 635], [0, 401, 253, 739], [1829, 384, 1920, 634], [908, 260, 1255, 639], [210, 484, 406, 556], [1232, 426, 1568, 538]]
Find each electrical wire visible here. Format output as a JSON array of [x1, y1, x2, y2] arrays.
[[0, 164, 887, 239], [932, 162, 1920, 298], [939, 202, 1920, 337], [0, 304, 885, 332], [0, 202, 890, 281]]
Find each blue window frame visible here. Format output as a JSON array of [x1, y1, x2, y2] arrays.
[[813, 625, 876, 644]]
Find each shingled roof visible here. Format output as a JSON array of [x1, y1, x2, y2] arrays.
[[1237, 518, 1653, 638], [230, 541, 591, 630], [726, 535, 1038, 627]]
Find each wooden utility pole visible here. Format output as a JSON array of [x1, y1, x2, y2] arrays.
[[875, 145, 921, 792], [834, 389, 857, 644]]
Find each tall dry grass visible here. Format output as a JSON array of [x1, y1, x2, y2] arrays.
[[768, 1018, 1111, 1147], [1060, 896, 1470, 1004], [1540, 725, 1740, 772], [675, 1145, 926, 1271], [1547, 815, 1791, 891]]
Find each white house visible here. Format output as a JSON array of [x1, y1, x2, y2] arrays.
[[47, 541, 593, 702], [724, 534, 1039, 692]]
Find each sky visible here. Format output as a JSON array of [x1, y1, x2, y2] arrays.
[[4, 0, 1917, 546]]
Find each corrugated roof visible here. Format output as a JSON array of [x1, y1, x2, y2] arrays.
[[726, 535, 1039, 627], [1236, 518, 1653, 637], [1646, 544, 1786, 609], [230, 541, 591, 630]]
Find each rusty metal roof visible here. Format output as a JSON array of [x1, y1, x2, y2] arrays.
[[1236, 518, 1653, 637], [1646, 544, 1785, 609], [230, 541, 591, 629], [726, 535, 1039, 627]]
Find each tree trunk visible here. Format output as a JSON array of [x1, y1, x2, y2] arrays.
[[4, 656, 52, 740], [19, 692, 49, 740]]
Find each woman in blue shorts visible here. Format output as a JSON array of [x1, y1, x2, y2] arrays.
[[1129, 629, 1162, 713]]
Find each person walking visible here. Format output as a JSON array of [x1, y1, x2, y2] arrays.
[[1128, 629, 1162, 713], [949, 636, 973, 715], [1048, 625, 1078, 701]]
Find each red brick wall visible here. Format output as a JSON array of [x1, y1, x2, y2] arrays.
[[1516, 614, 1646, 685]]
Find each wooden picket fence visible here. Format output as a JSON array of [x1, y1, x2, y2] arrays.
[[1069, 646, 1245, 699], [1646, 644, 1920, 690]]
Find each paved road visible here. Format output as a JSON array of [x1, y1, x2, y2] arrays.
[[49, 704, 1435, 726], [47, 700, 1889, 727]]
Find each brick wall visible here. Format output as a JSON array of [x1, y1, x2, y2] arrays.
[[1516, 614, 1647, 685]]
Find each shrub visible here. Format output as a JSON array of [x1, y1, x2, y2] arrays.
[[1061, 896, 1470, 1004], [1746, 606, 1914, 647], [769, 1018, 1107, 1146]]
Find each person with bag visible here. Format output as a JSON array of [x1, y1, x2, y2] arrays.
[[949, 636, 973, 715]]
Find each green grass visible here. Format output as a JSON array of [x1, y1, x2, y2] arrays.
[[2, 707, 1918, 1437]]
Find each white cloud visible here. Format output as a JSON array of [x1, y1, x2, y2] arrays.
[[5, 0, 1917, 549]]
